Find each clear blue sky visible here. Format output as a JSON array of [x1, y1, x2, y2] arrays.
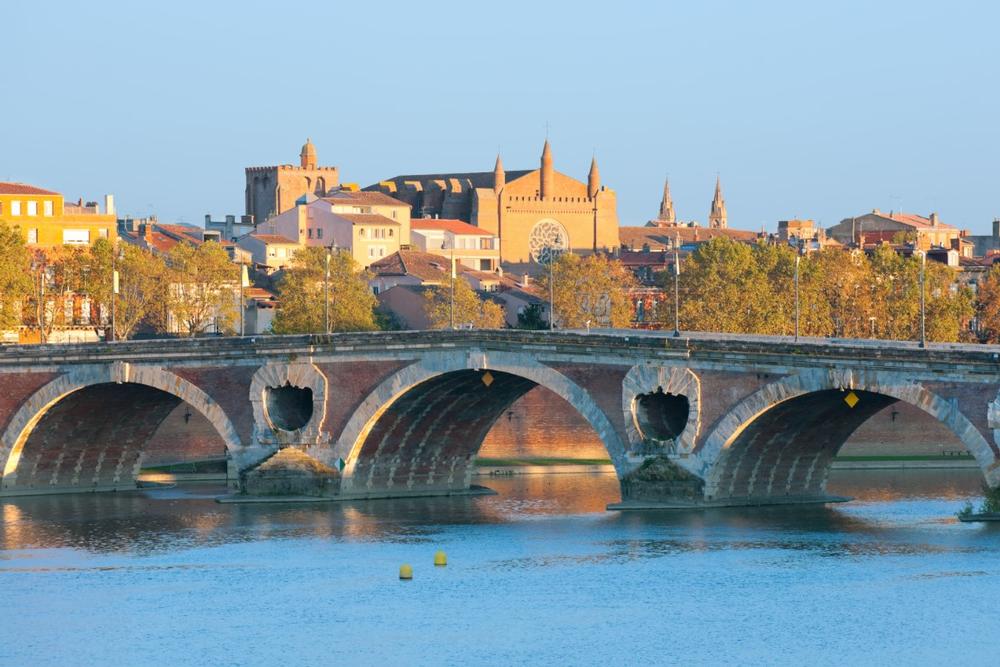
[[4, 1, 998, 232]]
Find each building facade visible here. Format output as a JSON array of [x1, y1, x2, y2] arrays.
[[245, 139, 340, 224], [409, 218, 500, 271], [257, 190, 410, 268], [367, 140, 619, 267], [0, 182, 115, 248], [828, 210, 961, 250]]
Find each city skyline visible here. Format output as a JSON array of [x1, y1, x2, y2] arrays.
[[3, 1, 999, 232]]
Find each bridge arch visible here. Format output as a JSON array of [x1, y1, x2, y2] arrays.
[[697, 368, 1000, 502], [0, 363, 243, 495], [331, 350, 627, 496]]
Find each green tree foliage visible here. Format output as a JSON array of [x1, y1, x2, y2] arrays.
[[0, 222, 32, 330], [516, 302, 548, 330], [661, 237, 974, 342], [166, 241, 239, 336], [272, 246, 378, 334], [423, 277, 506, 329], [536, 253, 637, 329]]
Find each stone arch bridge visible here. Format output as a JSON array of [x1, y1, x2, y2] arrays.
[[2, 330, 999, 507]]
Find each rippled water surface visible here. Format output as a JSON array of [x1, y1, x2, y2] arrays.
[[2, 470, 999, 665]]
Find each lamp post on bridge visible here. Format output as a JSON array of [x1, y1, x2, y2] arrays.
[[794, 239, 804, 342], [324, 242, 338, 335], [672, 232, 681, 337], [918, 249, 927, 348]]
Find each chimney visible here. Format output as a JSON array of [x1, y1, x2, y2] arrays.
[[930, 212, 939, 227], [522, 273, 530, 286], [139, 222, 148, 239], [994, 218, 1000, 239], [104, 194, 115, 217]]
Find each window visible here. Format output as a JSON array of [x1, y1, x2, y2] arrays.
[[358, 228, 365, 238], [369, 247, 376, 258], [43, 200, 53, 216], [27, 228, 38, 244], [26, 201, 37, 216], [63, 229, 90, 245], [308, 229, 313, 239], [99, 228, 109, 238], [11, 200, 21, 216], [388, 228, 394, 237], [317, 228, 323, 240], [0, 202, 3, 214]]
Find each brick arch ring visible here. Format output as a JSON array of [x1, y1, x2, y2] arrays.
[[321, 350, 629, 488], [0, 362, 243, 480], [248, 362, 328, 449], [692, 368, 1000, 487], [621, 364, 700, 456]]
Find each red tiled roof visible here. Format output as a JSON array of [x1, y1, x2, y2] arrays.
[[619, 226, 758, 249], [0, 182, 59, 196], [324, 190, 409, 207], [336, 213, 400, 226], [369, 249, 451, 281], [251, 233, 298, 244], [412, 218, 493, 236]]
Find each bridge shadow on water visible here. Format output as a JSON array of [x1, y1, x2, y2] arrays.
[[2, 470, 997, 560]]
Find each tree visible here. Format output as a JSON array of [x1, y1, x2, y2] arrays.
[[975, 265, 1000, 343], [516, 302, 548, 330], [537, 253, 637, 329], [166, 241, 239, 336], [90, 240, 169, 339], [423, 277, 505, 329], [0, 222, 32, 331], [272, 246, 378, 334]]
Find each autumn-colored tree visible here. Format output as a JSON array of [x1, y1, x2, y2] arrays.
[[166, 241, 239, 336], [0, 222, 32, 330], [272, 246, 378, 334], [537, 252, 637, 329], [423, 277, 505, 329], [89, 240, 169, 339], [975, 265, 1000, 343]]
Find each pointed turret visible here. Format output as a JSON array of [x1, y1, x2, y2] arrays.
[[493, 154, 505, 193], [709, 175, 727, 229], [587, 156, 600, 199], [658, 177, 675, 224], [540, 139, 553, 199], [300, 138, 317, 169]]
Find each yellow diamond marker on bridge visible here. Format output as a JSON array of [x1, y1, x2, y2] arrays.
[[481, 371, 494, 387], [844, 391, 859, 408]]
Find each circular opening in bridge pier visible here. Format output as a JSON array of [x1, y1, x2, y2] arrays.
[[265, 384, 314, 432], [634, 389, 689, 442]]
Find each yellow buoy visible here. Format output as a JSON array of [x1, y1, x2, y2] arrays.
[[399, 564, 413, 580], [434, 550, 447, 567]]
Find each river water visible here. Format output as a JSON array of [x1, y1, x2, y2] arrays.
[[2, 470, 999, 666]]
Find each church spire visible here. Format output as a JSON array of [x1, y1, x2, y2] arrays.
[[709, 175, 727, 229], [540, 139, 553, 199], [493, 154, 505, 193], [658, 177, 675, 224], [587, 155, 600, 199]]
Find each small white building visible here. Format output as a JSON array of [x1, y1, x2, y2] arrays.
[[410, 218, 500, 272]]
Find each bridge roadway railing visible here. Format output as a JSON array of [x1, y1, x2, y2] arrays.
[[1, 329, 1000, 378]]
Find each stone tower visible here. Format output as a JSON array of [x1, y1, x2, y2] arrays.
[[245, 140, 339, 224], [493, 154, 505, 193], [658, 177, 675, 224], [709, 176, 727, 229], [540, 139, 553, 199], [587, 156, 600, 199]]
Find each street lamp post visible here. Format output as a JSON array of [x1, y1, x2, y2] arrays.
[[324, 249, 331, 335], [794, 240, 804, 341], [110, 250, 119, 342], [919, 250, 927, 348], [673, 232, 681, 337], [239, 260, 246, 337]]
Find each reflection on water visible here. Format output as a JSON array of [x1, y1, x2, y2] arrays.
[[3, 469, 1000, 665]]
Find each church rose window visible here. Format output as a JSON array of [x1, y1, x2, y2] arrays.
[[529, 219, 569, 263]]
